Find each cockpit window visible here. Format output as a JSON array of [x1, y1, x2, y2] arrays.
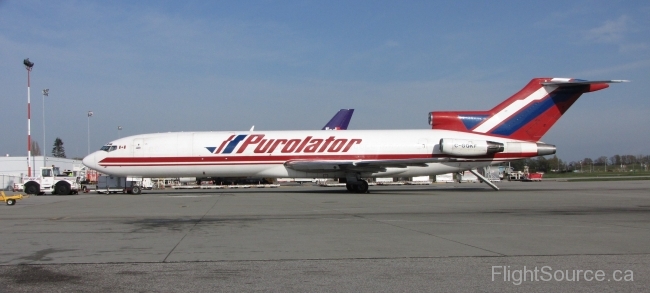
[[100, 145, 119, 152]]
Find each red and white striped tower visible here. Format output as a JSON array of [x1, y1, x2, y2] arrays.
[[24, 58, 34, 177]]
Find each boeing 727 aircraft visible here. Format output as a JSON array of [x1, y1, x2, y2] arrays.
[[83, 78, 626, 193]]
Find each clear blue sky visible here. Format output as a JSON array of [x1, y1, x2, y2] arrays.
[[1, 0, 648, 162]]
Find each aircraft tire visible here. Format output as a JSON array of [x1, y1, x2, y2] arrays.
[[346, 183, 355, 192], [356, 181, 369, 193]]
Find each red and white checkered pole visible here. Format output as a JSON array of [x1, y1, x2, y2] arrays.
[[24, 58, 34, 177], [27, 65, 32, 177]]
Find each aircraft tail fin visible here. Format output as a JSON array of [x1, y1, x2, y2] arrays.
[[429, 78, 628, 141], [323, 109, 354, 130]]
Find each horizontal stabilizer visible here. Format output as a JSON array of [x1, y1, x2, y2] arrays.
[[542, 79, 630, 86]]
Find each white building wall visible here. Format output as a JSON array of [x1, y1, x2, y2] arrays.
[[0, 156, 83, 177]]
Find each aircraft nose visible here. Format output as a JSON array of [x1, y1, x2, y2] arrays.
[[82, 152, 98, 170]]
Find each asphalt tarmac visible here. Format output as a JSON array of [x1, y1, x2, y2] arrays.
[[1, 180, 649, 292]]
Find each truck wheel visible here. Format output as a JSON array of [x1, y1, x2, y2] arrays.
[[131, 186, 142, 195], [7, 199, 16, 205], [55, 182, 72, 195], [24, 183, 39, 195]]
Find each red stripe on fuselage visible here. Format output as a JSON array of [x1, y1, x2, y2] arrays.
[[98, 152, 539, 167]]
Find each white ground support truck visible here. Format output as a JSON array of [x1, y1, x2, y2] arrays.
[[23, 166, 81, 195]]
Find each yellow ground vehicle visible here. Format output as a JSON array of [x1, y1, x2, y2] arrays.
[[1, 191, 25, 206]]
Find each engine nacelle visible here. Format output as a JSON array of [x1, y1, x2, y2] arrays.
[[439, 138, 505, 156]]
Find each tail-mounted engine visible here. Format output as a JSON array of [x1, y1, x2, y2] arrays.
[[439, 138, 504, 156]]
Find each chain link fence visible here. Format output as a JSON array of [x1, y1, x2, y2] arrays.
[[1, 174, 22, 191]]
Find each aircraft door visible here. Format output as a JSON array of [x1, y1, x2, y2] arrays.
[[133, 138, 144, 157], [418, 138, 433, 154]]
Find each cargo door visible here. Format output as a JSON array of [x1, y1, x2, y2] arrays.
[[418, 138, 433, 154]]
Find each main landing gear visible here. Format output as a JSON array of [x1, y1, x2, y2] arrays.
[[345, 180, 369, 193]]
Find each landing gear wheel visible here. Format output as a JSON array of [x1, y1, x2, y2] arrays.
[[346, 183, 355, 192], [131, 186, 142, 195], [6, 199, 16, 205], [356, 181, 369, 193]]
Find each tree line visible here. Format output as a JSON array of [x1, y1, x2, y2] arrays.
[[508, 154, 650, 173]]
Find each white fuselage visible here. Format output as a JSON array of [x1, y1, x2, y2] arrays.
[[82, 129, 542, 179]]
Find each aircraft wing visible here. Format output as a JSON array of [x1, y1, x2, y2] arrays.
[[284, 158, 448, 173]]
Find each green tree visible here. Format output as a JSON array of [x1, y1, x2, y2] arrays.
[[509, 159, 525, 171], [52, 137, 66, 158], [536, 156, 551, 172], [31, 141, 41, 156]]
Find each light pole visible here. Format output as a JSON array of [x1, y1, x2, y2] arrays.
[[118, 126, 122, 138], [42, 88, 49, 168], [24, 58, 34, 177], [87, 111, 93, 154]]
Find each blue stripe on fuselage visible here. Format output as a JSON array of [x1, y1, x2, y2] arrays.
[[222, 135, 248, 154], [490, 89, 578, 136]]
